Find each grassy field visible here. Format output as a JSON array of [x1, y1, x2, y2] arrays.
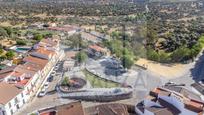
[[199, 36, 204, 48], [83, 70, 120, 88]]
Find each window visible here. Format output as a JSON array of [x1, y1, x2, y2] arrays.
[[10, 110, 13, 115], [14, 97, 19, 104], [8, 102, 11, 108], [23, 99, 25, 104], [2, 111, 6, 115], [21, 93, 24, 98]]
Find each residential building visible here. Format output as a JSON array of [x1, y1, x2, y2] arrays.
[[0, 38, 62, 115], [81, 32, 100, 43], [191, 82, 204, 101], [48, 25, 81, 36], [85, 103, 134, 115], [135, 86, 204, 115], [0, 82, 23, 115], [87, 44, 109, 58], [31, 101, 84, 115]]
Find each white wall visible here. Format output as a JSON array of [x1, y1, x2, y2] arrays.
[[4, 91, 25, 115], [159, 95, 184, 111], [159, 95, 198, 115], [144, 109, 154, 115], [0, 104, 5, 115]]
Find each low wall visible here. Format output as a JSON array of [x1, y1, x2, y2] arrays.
[[61, 91, 133, 102]]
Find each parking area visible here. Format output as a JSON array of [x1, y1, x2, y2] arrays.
[[86, 57, 128, 84], [37, 61, 64, 98]]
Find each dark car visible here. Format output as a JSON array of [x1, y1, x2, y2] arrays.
[[47, 76, 54, 82]]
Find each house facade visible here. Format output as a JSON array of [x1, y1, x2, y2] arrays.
[[0, 38, 62, 115]]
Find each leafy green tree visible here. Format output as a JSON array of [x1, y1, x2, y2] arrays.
[[33, 33, 43, 41], [3, 27, 13, 37], [0, 27, 8, 38], [5, 51, 15, 60], [16, 40, 26, 46], [75, 51, 88, 64], [189, 43, 202, 59], [121, 55, 134, 69], [0, 48, 3, 55], [0, 55, 6, 62], [159, 51, 170, 63], [146, 28, 158, 45], [68, 34, 87, 49], [171, 47, 190, 62], [147, 49, 160, 62], [61, 77, 70, 86]]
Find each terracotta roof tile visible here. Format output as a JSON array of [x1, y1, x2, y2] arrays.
[[0, 82, 22, 105]]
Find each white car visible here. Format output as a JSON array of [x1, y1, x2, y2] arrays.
[[51, 71, 56, 76], [38, 88, 46, 97], [44, 82, 49, 89], [38, 91, 46, 97]]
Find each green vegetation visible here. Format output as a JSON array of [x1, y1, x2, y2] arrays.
[[62, 34, 88, 49], [0, 55, 6, 61], [75, 51, 88, 64], [83, 70, 119, 88], [0, 27, 8, 38], [103, 34, 136, 69], [61, 77, 70, 87], [16, 39, 26, 46], [198, 36, 204, 47], [0, 48, 3, 55], [5, 51, 15, 60], [33, 33, 43, 41]]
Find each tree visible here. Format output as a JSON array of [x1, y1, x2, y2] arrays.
[[159, 51, 170, 63], [61, 77, 70, 86], [16, 40, 26, 46], [121, 55, 134, 69], [68, 34, 87, 50], [0, 48, 3, 55], [33, 33, 43, 41], [75, 51, 88, 64], [5, 51, 15, 60], [147, 49, 160, 62], [0, 27, 8, 38], [171, 47, 190, 62], [189, 43, 202, 59], [0, 55, 6, 62], [3, 27, 13, 37]]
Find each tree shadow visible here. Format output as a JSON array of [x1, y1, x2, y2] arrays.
[[190, 53, 204, 81], [99, 58, 125, 76]]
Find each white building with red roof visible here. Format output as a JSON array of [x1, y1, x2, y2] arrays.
[[0, 38, 63, 115]]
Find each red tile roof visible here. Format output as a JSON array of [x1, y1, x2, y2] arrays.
[[0, 82, 22, 105], [88, 45, 106, 52], [152, 87, 204, 113], [23, 56, 48, 68]]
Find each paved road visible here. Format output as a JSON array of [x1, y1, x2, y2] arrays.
[[15, 93, 74, 115], [15, 51, 204, 114]]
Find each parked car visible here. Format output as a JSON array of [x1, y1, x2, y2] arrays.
[[54, 67, 58, 71], [44, 82, 49, 89], [38, 90, 46, 97], [38, 88, 46, 97], [47, 76, 54, 82], [51, 71, 56, 76]]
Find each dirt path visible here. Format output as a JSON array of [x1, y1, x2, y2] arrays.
[[135, 58, 193, 79]]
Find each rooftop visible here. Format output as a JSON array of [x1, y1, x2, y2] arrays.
[[88, 44, 107, 52], [85, 103, 135, 115], [23, 56, 48, 68], [151, 87, 204, 113], [0, 82, 22, 105], [191, 82, 204, 95], [38, 101, 84, 115]]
